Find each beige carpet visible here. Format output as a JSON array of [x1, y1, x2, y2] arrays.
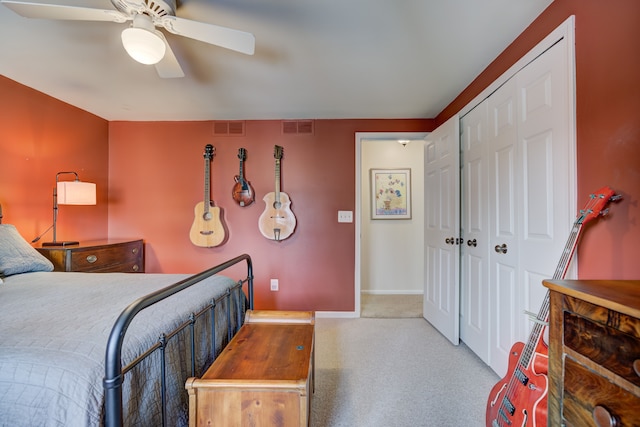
[[310, 317, 499, 426], [360, 294, 423, 318]]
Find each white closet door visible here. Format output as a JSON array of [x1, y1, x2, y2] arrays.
[[424, 114, 460, 345], [455, 21, 575, 376], [460, 101, 490, 363], [488, 39, 573, 375], [515, 40, 573, 342], [488, 78, 520, 376]]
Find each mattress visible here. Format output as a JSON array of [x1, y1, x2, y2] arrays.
[[0, 271, 244, 427]]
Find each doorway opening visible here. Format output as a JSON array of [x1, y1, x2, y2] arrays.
[[355, 132, 428, 317]]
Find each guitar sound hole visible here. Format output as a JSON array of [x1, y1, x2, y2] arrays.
[[273, 201, 282, 209], [203, 212, 213, 220]]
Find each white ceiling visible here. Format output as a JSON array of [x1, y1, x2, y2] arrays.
[[0, 0, 553, 121]]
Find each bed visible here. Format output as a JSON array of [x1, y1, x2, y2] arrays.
[[0, 210, 254, 427]]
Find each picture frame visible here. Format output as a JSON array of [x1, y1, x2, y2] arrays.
[[370, 168, 411, 219]]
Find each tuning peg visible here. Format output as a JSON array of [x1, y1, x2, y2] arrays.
[[600, 208, 610, 216], [610, 194, 623, 202]]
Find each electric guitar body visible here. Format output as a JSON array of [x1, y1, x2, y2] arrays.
[[486, 341, 549, 427], [486, 186, 620, 427], [189, 144, 227, 247], [258, 145, 296, 241]]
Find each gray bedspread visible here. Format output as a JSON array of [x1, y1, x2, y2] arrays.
[[0, 271, 244, 427]]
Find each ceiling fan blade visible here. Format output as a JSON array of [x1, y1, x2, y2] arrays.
[[0, 0, 128, 22], [154, 33, 184, 79], [158, 15, 255, 55]]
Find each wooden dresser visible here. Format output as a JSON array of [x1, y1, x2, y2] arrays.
[[36, 239, 144, 273], [544, 279, 640, 427], [186, 310, 315, 427]]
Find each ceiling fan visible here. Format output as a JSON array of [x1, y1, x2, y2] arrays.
[[0, 0, 255, 78]]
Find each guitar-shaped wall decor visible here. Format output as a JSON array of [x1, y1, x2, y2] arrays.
[[258, 145, 296, 241], [486, 186, 621, 427], [189, 144, 227, 247], [232, 148, 254, 207]]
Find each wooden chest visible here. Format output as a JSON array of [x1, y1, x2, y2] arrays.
[[37, 239, 144, 272], [186, 310, 315, 427], [544, 279, 640, 427]]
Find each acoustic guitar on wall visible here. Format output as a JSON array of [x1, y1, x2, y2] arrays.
[[189, 144, 227, 247], [258, 145, 296, 241], [232, 148, 254, 207], [485, 186, 621, 427]]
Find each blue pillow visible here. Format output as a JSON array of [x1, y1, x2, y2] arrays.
[[0, 224, 54, 277]]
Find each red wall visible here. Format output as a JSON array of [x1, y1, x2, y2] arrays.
[[107, 119, 432, 311], [0, 76, 108, 242], [2, 0, 638, 313], [437, 0, 640, 279]]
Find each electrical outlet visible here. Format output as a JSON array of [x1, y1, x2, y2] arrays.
[[270, 279, 279, 291], [338, 210, 353, 223]]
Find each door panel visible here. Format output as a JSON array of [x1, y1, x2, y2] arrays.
[[488, 78, 519, 374], [517, 41, 572, 341], [495, 262, 517, 377], [460, 102, 489, 362], [424, 114, 460, 345]]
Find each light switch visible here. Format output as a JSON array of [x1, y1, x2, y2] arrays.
[[338, 210, 353, 223]]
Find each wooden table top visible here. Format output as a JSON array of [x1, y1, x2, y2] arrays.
[[203, 322, 314, 381], [543, 279, 640, 318]]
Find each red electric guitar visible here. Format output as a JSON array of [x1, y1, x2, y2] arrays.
[[486, 186, 621, 427]]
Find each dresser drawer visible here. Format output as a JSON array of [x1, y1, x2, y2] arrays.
[[563, 356, 640, 426], [37, 239, 144, 273], [69, 241, 143, 272], [564, 310, 640, 387]]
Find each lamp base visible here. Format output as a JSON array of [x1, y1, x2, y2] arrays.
[[42, 241, 80, 247]]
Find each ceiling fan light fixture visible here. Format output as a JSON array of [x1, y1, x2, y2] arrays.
[[121, 14, 166, 65]]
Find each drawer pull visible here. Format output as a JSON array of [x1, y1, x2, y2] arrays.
[[592, 405, 619, 427], [132, 248, 138, 254], [86, 255, 98, 264], [634, 359, 640, 378], [132, 264, 139, 272]]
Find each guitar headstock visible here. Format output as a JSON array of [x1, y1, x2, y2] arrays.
[[238, 148, 247, 161], [204, 144, 215, 160], [579, 186, 621, 225], [274, 145, 283, 160]]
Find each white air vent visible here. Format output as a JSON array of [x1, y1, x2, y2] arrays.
[[213, 121, 245, 136], [282, 120, 314, 135]]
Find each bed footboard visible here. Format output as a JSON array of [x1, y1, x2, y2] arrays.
[[104, 254, 254, 427]]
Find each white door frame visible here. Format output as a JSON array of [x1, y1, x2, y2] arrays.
[[352, 132, 428, 317]]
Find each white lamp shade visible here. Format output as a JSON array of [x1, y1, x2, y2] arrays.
[[57, 181, 96, 205], [121, 27, 166, 65]]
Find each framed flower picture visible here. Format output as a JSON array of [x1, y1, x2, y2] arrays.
[[370, 168, 411, 219]]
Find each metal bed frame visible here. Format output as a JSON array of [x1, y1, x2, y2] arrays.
[[103, 253, 254, 427]]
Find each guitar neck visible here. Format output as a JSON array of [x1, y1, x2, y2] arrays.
[[239, 159, 245, 181], [275, 159, 281, 200], [204, 157, 211, 211], [552, 221, 583, 280], [518, 220, 584, 368]]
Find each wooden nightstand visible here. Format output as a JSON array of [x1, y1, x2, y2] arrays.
[[36, 239, 144, 273]]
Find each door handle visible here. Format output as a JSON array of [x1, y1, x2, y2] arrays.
[[494, 243, 508, 254], [467, 239, 477, 247]]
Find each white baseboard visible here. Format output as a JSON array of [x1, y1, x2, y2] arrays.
[[361, 290, 424, 295], [315, 311, 360, 318]]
